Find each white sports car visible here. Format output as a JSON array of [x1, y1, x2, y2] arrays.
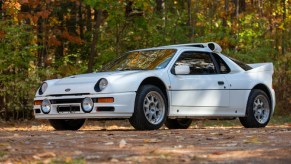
[[33, 42, 275, 130]]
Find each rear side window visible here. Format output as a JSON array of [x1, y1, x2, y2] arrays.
[[212, 53, 230, 74], [230, 58, 253, 71]]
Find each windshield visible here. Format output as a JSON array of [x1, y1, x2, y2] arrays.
[[103, 49, 176, 71]]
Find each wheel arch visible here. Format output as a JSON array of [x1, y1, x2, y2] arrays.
[[251, 83, 273, 110], [138, 76, 169, 106]]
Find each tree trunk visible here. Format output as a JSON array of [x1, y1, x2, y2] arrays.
[[125, 1, 133, 18], [87, 9, 102, 73], [67, 1, 77, 35], [155, 0, 164, 15], [223, 0, 229, 28], [0, 0, 3, 20], [55, 7, 64, 62], [282, 0, 286, 55], [232, 0, 241, 51], [239, 0, 246, 12], [37, 17, 44, 67], [163, 1, 168, 42], [79, 1, 84, 39], [86, 6, 92, 32], [4, 94, 8, 121], [0, 95, 3, 119], [187, 0, 194, 41]]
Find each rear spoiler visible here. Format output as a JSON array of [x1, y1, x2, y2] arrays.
[[247, 63, 274, 73]]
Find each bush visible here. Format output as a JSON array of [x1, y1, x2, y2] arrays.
[[0, 20, 40, 120]]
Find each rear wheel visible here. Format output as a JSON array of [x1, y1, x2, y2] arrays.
[[49, 119, 85, 130], [239, 89, 271, 128], [165, 118, 192, 129], [129, 85, 168, 130]]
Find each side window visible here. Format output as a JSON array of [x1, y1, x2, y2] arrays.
[[212, 53, 230, 74], [174, 51, 217, 75]]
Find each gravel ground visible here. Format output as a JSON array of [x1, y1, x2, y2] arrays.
[[0, 120, 291, 163]]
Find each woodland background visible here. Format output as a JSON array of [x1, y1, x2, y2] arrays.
[[0, 0, 290, 120]]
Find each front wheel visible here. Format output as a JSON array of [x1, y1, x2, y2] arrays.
[[129, 85, 168, 130], [239, 89, 271, 128], [49, 119, 85, 130], [165, 118, 192, 129]]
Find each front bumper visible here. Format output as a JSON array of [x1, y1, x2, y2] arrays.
[[33, 92, 136, 119]]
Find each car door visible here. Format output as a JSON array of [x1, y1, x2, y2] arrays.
[[168, 51, 230, 116]]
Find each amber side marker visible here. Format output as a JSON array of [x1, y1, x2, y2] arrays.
[[97, 97, 114, 103], [34, 100, 42, 105]]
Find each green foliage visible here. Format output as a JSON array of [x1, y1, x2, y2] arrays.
[[0, 0, 290, 119], [0, 20, 40, 120]]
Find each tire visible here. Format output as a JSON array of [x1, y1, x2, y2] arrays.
[[165, 118, 192, 129], [49, 119, 86, 130], [129, 85, 168, 130], [239, 89, 271, 128]]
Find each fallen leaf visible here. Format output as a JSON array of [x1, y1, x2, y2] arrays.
[[174, 145, 183, 148], [223, 143, 238, 147], [212, 151, 225, 155], [206, 137, 219, 140], [104, 142, 114, 145], [33, 152, 56, 160], [76, 132, 85, 134], [224, 136, 235, 139], [243, 136, 261, 144], [85, 155, 100, 160], [144, 139, 160, 143], [119, 139, 127, 148], [110, 158, 119, 162]]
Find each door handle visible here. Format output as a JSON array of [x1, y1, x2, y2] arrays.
[[218, 81, 224, 85]]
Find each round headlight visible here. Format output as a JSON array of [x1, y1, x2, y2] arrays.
[[39, 82, 48, 95], [82, 97, 94, 113], [99, 78, 108, 90], [95, 78, 108, 92], [41, 99, 51, 114]]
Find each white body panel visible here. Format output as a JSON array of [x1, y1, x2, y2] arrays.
[[33, 43, 275, 120]]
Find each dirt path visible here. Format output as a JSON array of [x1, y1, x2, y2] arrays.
[[0, 121, 291, 163]]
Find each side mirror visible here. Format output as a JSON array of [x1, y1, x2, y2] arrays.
[[174, 65, 190, 75]]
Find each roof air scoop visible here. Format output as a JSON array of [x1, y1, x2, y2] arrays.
[[207, 42, 222, 53]]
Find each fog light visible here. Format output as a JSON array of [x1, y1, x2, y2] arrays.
[[41, 99, 51, 114], [82, 97, 94, 113]]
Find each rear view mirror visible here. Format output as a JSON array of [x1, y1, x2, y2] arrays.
[[175, 65, 190, 75]]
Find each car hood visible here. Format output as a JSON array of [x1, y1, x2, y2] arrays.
[[37, 70, 149, 96], [55, 71, 141, 85]]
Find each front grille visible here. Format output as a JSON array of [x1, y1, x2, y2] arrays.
[[50, 99, 83, 104], [57, 106, 81, 113], [48, 93, 90, 97]]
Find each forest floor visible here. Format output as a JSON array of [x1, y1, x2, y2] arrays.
[[0, 117, 291, 164]]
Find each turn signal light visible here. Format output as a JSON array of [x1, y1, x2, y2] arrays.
[[34, 100, 42, 105], [97, 97, 114, 103]]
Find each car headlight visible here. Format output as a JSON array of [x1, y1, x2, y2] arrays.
[[41, 99, 51, 114], [39, 82, 48, 95], [82, 97, 94, 113], [94, 78, 108, 92]]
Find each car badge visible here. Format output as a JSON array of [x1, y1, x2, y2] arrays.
[[65, 88, 71, 92]]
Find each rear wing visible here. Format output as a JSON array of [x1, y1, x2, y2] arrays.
[[247, 63, 274, 74]]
